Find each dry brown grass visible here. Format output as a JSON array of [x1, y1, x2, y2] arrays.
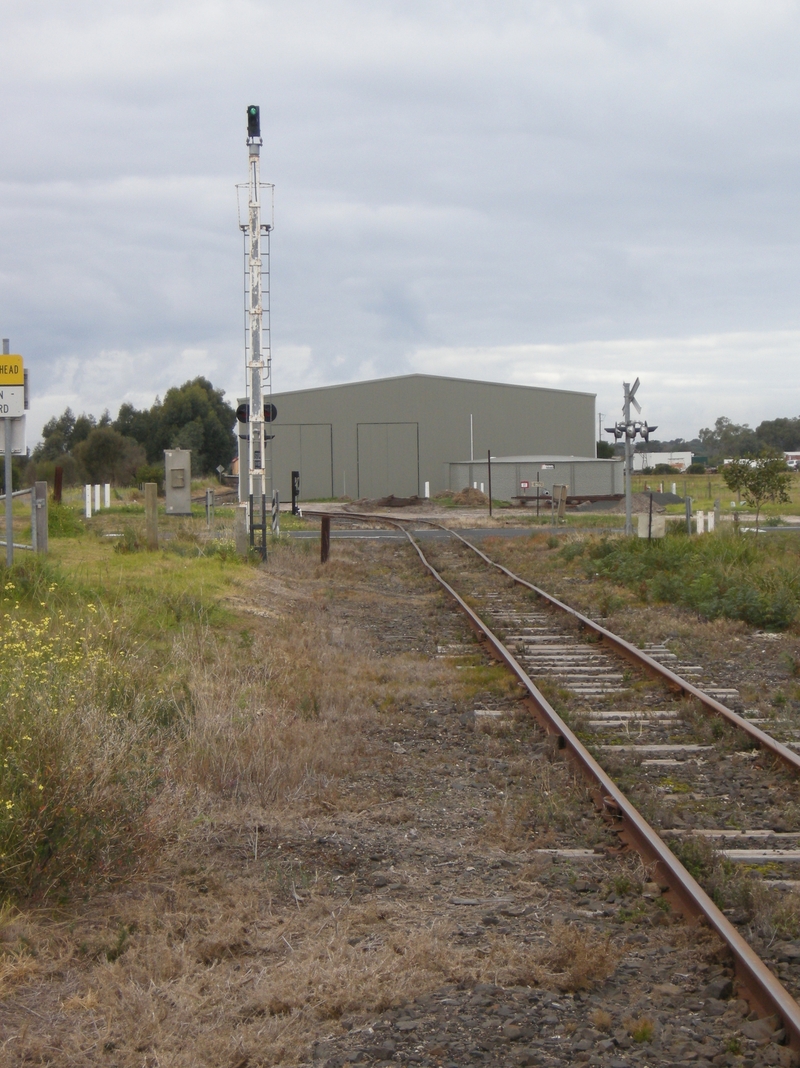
[[179, 542, 453, 809], [482, 760, 596, 848], [450, 487, 489, 506], [527, 923, 622, 992], [591, 1007, 613, 1031], [624, 1014, 655, 1042], [0, 870, 625, 1066], [0, 537, 635, 1065]]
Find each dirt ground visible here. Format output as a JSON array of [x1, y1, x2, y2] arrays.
[[0, 539, 787, 1067]]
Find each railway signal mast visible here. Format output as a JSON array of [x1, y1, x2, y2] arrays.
[[238, 105, 274, 543], [605, 379, 657, 536]]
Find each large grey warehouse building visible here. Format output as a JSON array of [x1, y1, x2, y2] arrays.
[[256, 373, 618, 502]]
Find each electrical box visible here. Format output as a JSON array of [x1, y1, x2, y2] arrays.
[[164, 449, 192, 515]]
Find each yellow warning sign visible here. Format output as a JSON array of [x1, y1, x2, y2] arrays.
[[0, 355, 23, 385]]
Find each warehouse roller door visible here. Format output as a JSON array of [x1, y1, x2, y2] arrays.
[[273, 423, 333, 500], [357, 422, 419, 499]]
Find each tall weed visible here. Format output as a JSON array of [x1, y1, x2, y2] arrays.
[[0, 564, 187, 900]]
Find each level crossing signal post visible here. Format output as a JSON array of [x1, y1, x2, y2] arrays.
[[605, 378, 657, 537]]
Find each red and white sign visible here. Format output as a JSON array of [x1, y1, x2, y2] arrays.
[[520, 480, 529, 489]]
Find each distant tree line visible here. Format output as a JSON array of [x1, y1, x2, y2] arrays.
[[606, 414, 800, 466], [30, 377, 236, 487]]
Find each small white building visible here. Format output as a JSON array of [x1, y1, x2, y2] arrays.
[[632, 451, 693, 472]]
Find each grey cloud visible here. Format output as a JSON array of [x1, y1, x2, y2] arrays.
[[1, 1, 800, 443]]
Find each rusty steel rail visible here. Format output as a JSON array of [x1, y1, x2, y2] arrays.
[[303, 508, 800, 1041], [312, 509, 800, 774], [441, 526, 800, 776], [395, 523, 800, 1046]]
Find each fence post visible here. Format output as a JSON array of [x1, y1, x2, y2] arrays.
[[54, 466, 63, 505], [145, 483, 158, 550], [234, 503, 249, 557], [685, 496, 692, 535], [34, 481, 48, 554], [487, 449, 493, 518], [321, 515, 331, 563]]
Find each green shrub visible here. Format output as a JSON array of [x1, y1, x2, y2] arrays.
[[135, 464, 164, 492], [585, 529, 800, 629], [48, 501, 84, 539], [559, 542, 585, 563]]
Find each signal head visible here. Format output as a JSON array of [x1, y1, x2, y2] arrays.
[[247, 105, 261, 139]]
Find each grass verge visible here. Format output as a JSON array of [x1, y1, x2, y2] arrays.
[[568, 528, 800, 629]]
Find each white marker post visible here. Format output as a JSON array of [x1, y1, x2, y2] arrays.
[[104, 483, 111, 509], [85, 485, 92, 518], [94, 484, 100, 512]]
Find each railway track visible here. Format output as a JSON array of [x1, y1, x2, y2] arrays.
[[311, 511, 800, 1049]]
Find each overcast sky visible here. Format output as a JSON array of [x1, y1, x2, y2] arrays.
[[2, 0, 800, 446]]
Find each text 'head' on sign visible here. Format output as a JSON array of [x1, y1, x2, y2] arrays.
[[0, 356, 23, 385]]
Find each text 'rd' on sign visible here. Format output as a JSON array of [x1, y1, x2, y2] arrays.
[[0, 355, 23, 385], [0, 387, 25, 418]]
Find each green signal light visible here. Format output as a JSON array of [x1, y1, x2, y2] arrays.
[[247, 104, 261, 138]]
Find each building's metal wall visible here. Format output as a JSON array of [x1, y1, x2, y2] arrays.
[[448, 458, 623, 500], [267, 374, 596, 501]]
